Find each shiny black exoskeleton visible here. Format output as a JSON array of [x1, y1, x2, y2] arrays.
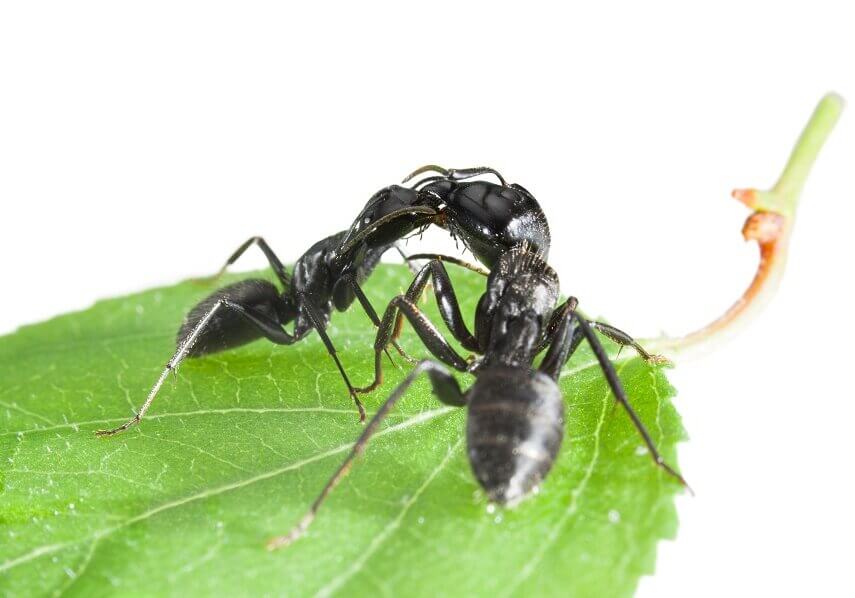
[[97, 166, 551, 437], [268, 245, 687, 549], [336, 165, 551, 270], [94, 227, 424, 435]]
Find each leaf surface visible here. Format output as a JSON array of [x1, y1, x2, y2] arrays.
[[0, 266, 685, 597]]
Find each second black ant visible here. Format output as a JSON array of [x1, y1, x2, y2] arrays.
[[267, 244, 685, 549], [96, 166, 553, 435]]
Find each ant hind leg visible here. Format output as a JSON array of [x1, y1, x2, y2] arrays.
[[267, 360, 465, 550], [97, 279, 302, 437]]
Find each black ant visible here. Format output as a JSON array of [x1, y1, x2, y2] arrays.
[[267, 245, 685, 550], [96, 165, 550, 436], [94, 229, 420, 435], [337, 165, 551, 269]]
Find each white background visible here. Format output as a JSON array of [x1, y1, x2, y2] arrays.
[[1, 2, 853, 596]]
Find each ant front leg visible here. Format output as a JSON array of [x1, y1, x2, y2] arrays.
[[538, 299, 667, 365], [355, 259, 481, 393], [404, 253, 491, 277], [267, 360, 465, 550], [353, 259, 481, 388], [356, 294, 471, 394], [296, 298, 367, 422], [538, 306, 691, 491], [340, 273, 412, 365], [588, 322, 670, 365]]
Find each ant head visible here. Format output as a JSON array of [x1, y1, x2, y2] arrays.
[[335, 185, 438, 259]]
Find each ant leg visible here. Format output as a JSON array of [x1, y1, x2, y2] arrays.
[[267, 359, 465, 550], [96, 287, 300, 437], [390, 260, 479, 353], [398, 253, 488, 319], [538, 300, 583, 379], [535, 297, 579, 356], [297, 298, 367, 422], [537, 299, 667, 366], [379, 250, 484, 362], [96, 283, 363, 436], [344, 275, 412, 364], [578, 315, 690, 489], [589, 322, 670, 365], [404, 253, 490, 277], [96, 300, 228, 437], [200, 236, 290, 289], [356, 295, 470, 394], [539, 308, 691, 491]]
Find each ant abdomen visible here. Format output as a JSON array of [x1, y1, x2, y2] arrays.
[[177, 279, 288, 356], [466, 369, 565, 505]]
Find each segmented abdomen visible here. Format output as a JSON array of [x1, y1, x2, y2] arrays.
[[466, 369, 564, 504], [177, 279, 282, 356]]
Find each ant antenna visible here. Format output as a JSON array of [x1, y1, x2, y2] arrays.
[[447, 167, 507, 186], [411, 175, 446, 190], [401, 164, 450, 184], [401, 165, 508, 187]]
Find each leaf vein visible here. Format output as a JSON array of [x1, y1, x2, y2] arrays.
[[0, 399, 55, 426], [315, 438, 464, 598], [0, 405, 456, 575], [503, 362, 628, 595], [0, 406, 393, 438]]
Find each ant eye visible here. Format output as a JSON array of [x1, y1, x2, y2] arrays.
[[363, 217, 371, 225]]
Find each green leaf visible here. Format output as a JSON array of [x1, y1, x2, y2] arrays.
[[0, 265, 685, 597]]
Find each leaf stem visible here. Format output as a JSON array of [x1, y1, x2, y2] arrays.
[[650, 93, 844, 356]]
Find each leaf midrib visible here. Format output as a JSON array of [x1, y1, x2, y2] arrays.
[[1, 356, 619, 439], [0, 404, 457, 574], [0, 352, 635, 577]]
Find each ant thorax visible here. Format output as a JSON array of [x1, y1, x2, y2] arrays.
[[480, 311, 544, 369]]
